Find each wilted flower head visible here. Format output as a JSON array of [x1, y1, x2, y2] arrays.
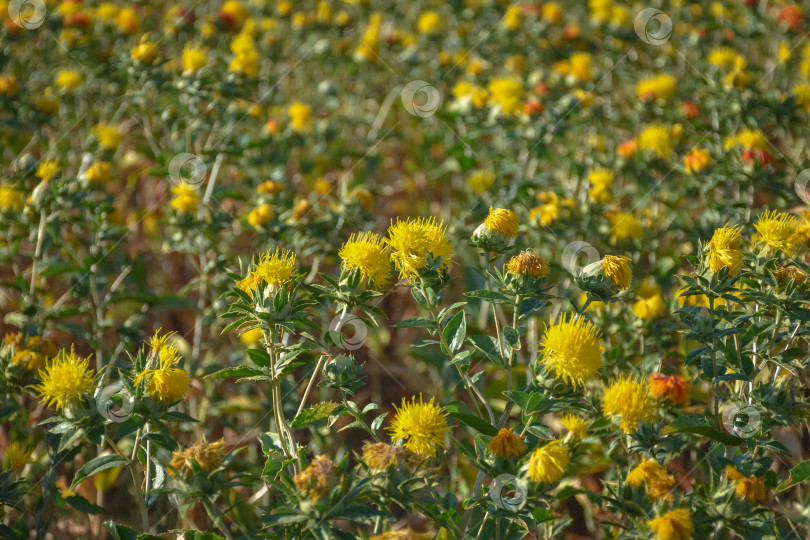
[[540, 314, 602, 387], [646, 508, 694, 540], [527, 440, 569, 483], [361, 442, 422, 473], [626, 458, 676, 501], [294, 455, 338, 500], [506, 249, 550, 278], [35, 348, 96, 412], [487, 428, 527, 458], [602, 375, 656, 433], [339, 232, 393, 288], [388, 395, 449, 457], [170, 439, 225, 476], [386, 217, 453, 281], [724, 465, 766, 502]]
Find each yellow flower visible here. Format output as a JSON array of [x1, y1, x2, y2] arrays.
[[724, 465, 766, 502], [487, 428, 527, 458], [170, 440, 225, 476], [484, 207, 519, 238], [339, 232, 393, 287], [601, 254, 632, 290], [560, 414, 589, 439], [239, 328, 263, 344], [169, 182, 199, 213], [684, 148, 711, 173], [84, 162, 111, 183], [131, 36, 158, 63], [0, 74, 18, 97], [116, 7, 140, 33], [527, 440, 569, 483], [370, 527, 431, 540], [506, 250, 550, 278], [93, 123, 123, 151], [602, 375, 656, 433], [36, 159, 60, 182], [182, 43, 208, 73], [467, 169, 496, 192], [4, 442, 33, 470], [647, 508, 694, 540], [247, 204, 274, 227], [707, 224, 743, 275], [417, 11, 441, 34], [294, 455, 338, 500], [487, 77, 524, 116], [388, 395, 449, 457], [626, 458, 676, 501], [566, 53, 593, 82], [754, 210, 797, 254], [230, 31, 259, 77], [733, 128, 768, 150], [35, 348, 96, 412], [0, 185, 25, 211], [636, 74, 678, 101], [632, 279, 666, 320], [386, 217, 453, 280], [709, 47, 743, 69], [542, 2, 563, 23], [362, 442, 422, 473], [540, 314, 602, 387], [793, 83, 810, 111], [606, 211, 643, 244], [502, 4, 521, 29], [288, 102, 313, 133], [249, 249, 298, 294], [55, 70, 82, 90], [627, 458, 665, 486], [221, 0, 249, 27], [134, 331, 189, 403], [588, 168, 614, 204], [638, 124, 673, 158]]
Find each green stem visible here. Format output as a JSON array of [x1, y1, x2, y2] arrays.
[[201, 498, 235, 540]]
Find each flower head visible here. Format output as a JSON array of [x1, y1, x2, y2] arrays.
[[540, 314, 602, 387], [339, 232, 393, 288], [388, 395, 449, 457], [467, 169, 496, 192], [247, 204, 273, 227], [294, 455, 338, 500], [632, 279, 666, 320], [607, 211, 643, 244], [288, 102, 312, 133], [487, 77, 524, 116], [527, 440, 569, 483], [35, 348, 96, 412], [36, 159, 60, 182], [170, 440, 225, 476], [386, 217, 453, 280], [707, 224, 743, 275], [636, 74, 678, 101], [472, 208, 519, 251], [0, 185, 25, 212], [724, 465, 766, 502], [182, 43, 208, 73], [650, 373, 691, 404], [647, 508, 694, 540], [561, 414, 589, 439], [602, 375, 656, 433], [588, 168, 614, 203], [626, 458, 676, 501], [56, 70, 82, 90], [506, 250, 550, 278], [754, 210, 797, 254], [93, 123, 123, 151], [487, 428, 527, 458], [134, 330, 189, 403], [4, 442, 33, 470], [170, 182, 199, 213], [362, 442, 422, 473], [638, 124, 673, 158], [247, 249, 298, 294], [684, 148, 711, 173]]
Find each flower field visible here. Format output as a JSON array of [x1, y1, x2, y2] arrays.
[[2, 0, 810, 538]]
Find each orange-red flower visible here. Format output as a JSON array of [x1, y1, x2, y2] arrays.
[[650, 373, 691, 404]]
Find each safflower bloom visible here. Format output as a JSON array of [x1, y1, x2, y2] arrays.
[[684, 148, 711, 173], [4, 442, 33, 470], [636, 74, 678, 101], [588, 168, 614, 203], [453, 83, 489, 111], [467, 169, 495, 192], [484, 207, 519, 238], [602, 375, 655, 433], [386, 217, 453, 280], [417, 11, 441, 34], [627, 458, 677, 501], [527, 440, 569, 483], [249, 249, 298, 294], [36, 159, 60, 182], [294, 455, 338, 500], [706, 224, 743, 275], [35, 348, 96, 412], [650, 373, 691, 404], [560, 414, 589, 439], [506, 250, 550, 278], [0, 185, 25, 211], [131, 36, 158, 63], [638, 124, 673, 157], [487, 428, 527, 458], [288, 102, 313, 133], [754, 210, 797, 254], [388, 395, 449, 457], [647, 508, 694, 540], [247, 204, 273, 227], [170, 439, 225, 476], [607, 211, 643, 244], [182, 43, 208, 73], [632, 279, 666, 320], [339, 232, 393, 288], [55, 70, 82, 90], [602, 254, 632, 290], [0, 74, 18, 97], [84, 162, 111, 183], [169, 182, 199, 213], [540, 314, 602, 387], [134, 331, 189, 403], [725, 465, 766, 502], [487, 77, 524, 116], [93, 123, 123, 151]]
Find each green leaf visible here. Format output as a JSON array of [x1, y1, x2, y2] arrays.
[[468, 334, 505, 368], [247, 348, 272, 367], [663, 415, 744, 446], [465, 290, 511, 303], [65, 495, 104, 515], [394, 317, 436, 329], [72, 455, 131, 489], [291, 402, 339, 429], [104, 522, 139, 540], [448, 412, 498, 437], [442, 312, 466, 353], [777, 460, 810, 491], [204, 366, 264, 380]]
